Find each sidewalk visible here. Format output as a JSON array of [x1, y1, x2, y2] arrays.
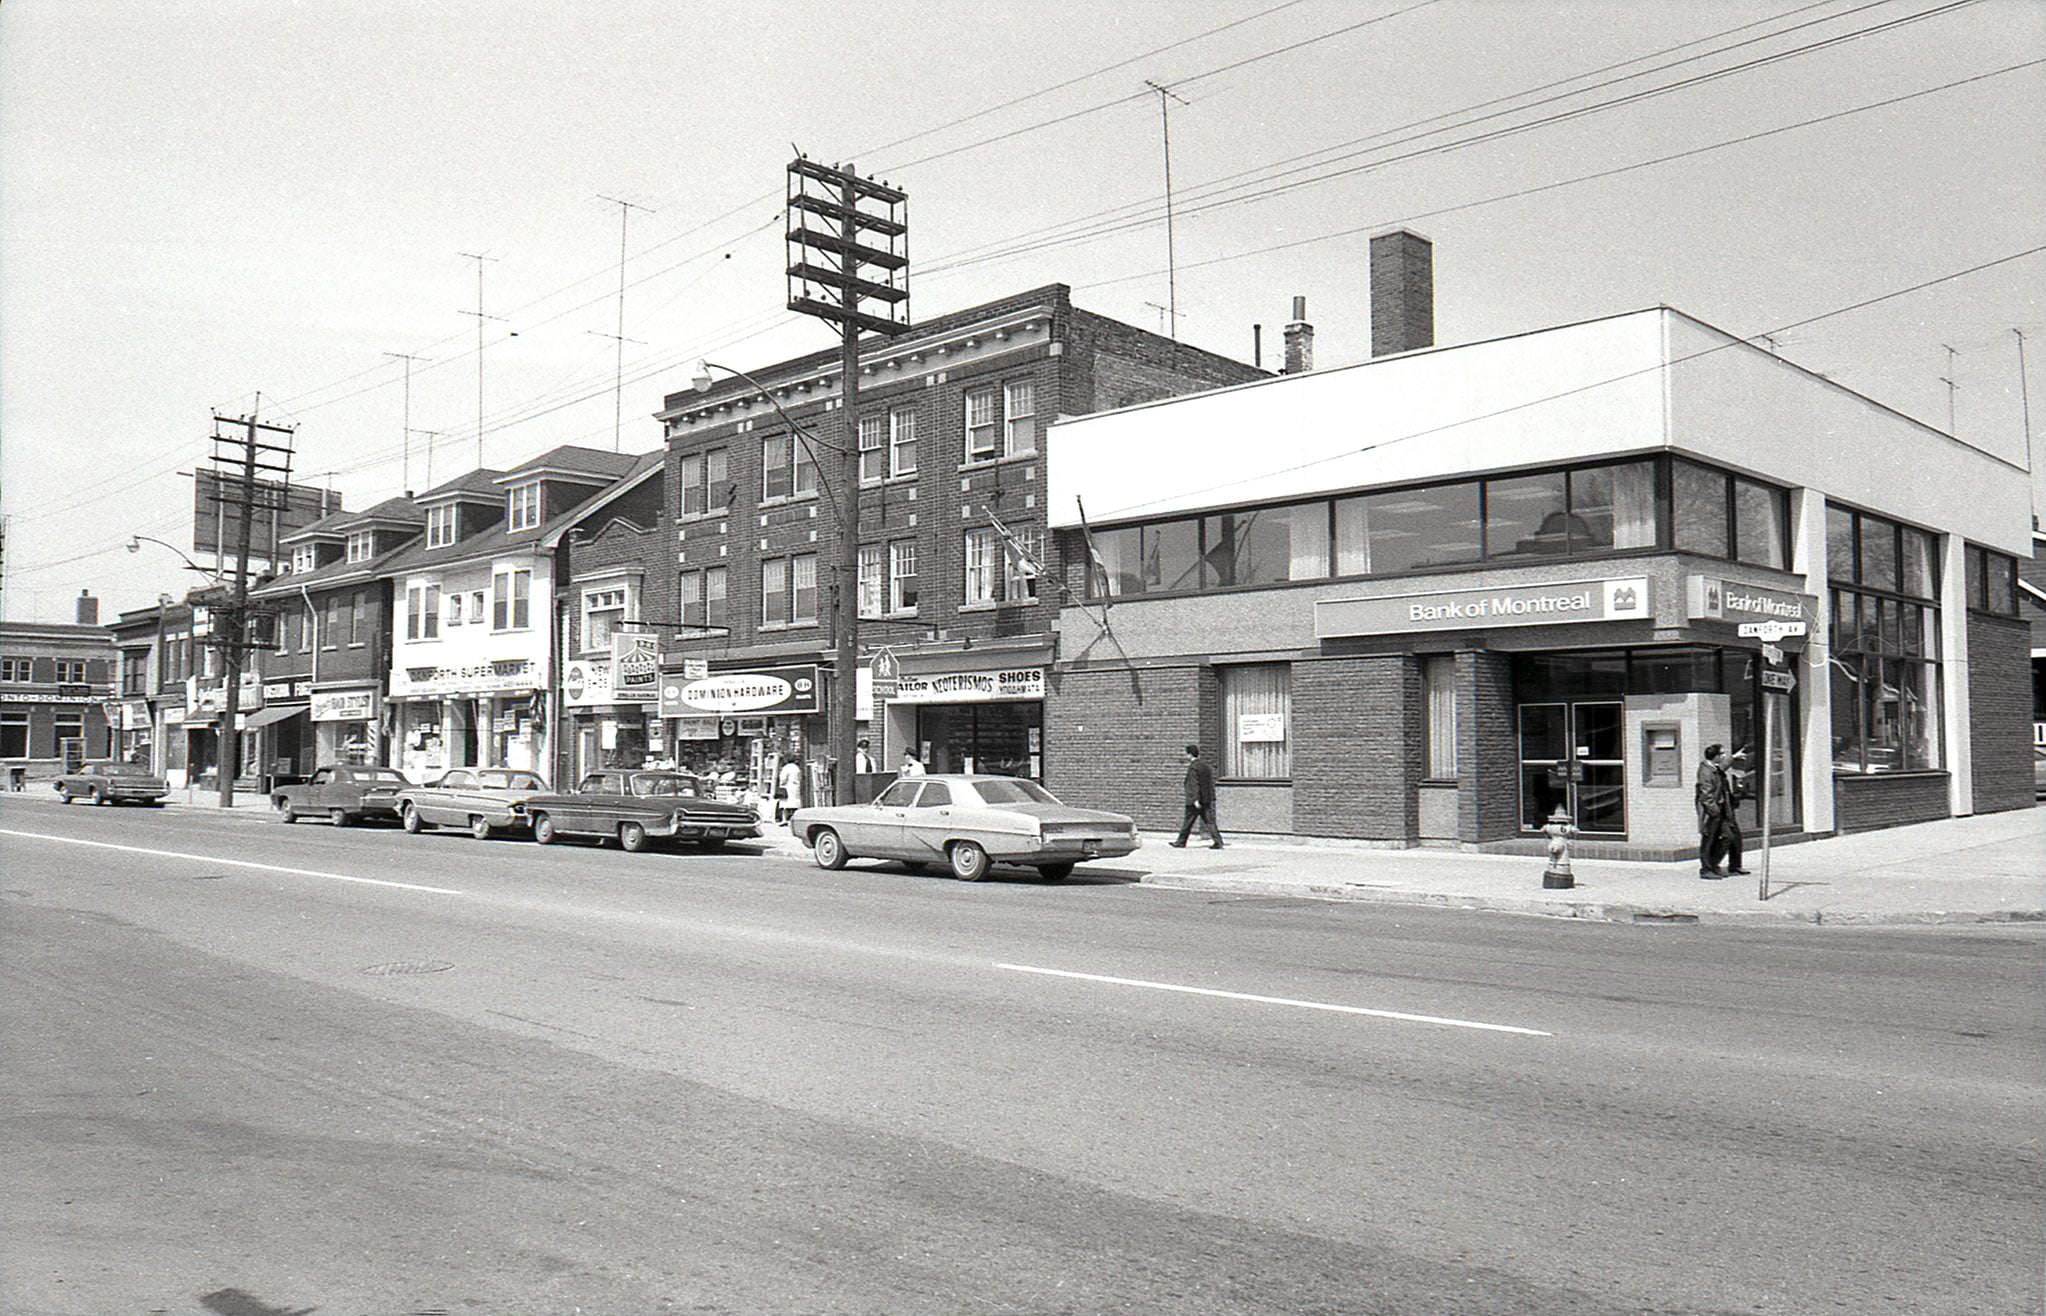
[[763, 806, 2045, 927]]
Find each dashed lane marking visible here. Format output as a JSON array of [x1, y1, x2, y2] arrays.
[[996, 962, 1552, 1036], [0, 828, 465, 895]]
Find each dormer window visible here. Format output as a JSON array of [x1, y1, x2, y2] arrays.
[[426, 504, 457, 548], [291, 545, 317, 574], [508, 483, 540, 532], [346, 530, 375, 563]]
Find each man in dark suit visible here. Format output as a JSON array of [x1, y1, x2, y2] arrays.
[[1169, 744, 1224, 849]]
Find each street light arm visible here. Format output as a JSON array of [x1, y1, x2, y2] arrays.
[[128, 534, 223, 582], [694, 359, 850, 509]]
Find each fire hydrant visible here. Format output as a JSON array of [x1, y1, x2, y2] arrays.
[[1541, 806, 1578, 890]]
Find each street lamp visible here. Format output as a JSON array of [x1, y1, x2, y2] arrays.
[[127, 534, 222, 581], [692, 358, 860, 804]]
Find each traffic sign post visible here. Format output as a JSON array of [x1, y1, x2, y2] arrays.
[[1760, 669, 1796, 693], [1737, 620, 1808, 641]]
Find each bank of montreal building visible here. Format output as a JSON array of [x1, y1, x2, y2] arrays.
[[1043, 306, 2033, 857]]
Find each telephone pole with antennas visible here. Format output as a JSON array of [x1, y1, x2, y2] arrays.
[[597, 195, 656, 452], [457, 251, 503, 468], [1144, 78, 1188, 341]]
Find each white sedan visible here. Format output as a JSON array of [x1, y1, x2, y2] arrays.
[[791, 774, 1141, 881]]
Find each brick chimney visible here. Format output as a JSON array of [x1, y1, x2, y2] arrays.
[[1369, 229, 1433, 357], [1281, 296, 1314, 374], [76, 589, 99, 625]]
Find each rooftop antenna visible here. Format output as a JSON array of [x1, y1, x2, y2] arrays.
[[1143, 78, 1188, 341], [1939, 343, 1960, 435], [457, 251, 504, 467], [383, 351, 429, 493], [596, 195, 656, 452]]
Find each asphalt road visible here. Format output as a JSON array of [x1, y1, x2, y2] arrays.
[[2, 795, 2039, 1315]]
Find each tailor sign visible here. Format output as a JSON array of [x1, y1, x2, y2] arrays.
[[1314, 577, 1652, 639], [888, 668, 1046, 704]]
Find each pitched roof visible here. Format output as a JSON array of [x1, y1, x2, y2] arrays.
[[540, 451, 665, 548], [497, 444, 643, 485], [339, 495, 425, 527], [416, 468, 509, 502], [280, 506, 354, 544], [374, 454, 655, 578]]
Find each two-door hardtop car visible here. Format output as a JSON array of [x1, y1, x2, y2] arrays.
[[396, 767, 549, 840], [791, 773, 1140, 881], [54, 761, 169, 806], [515, 770, 762, 853], [272, 764, 410, 826]]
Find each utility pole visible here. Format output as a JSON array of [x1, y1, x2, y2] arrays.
[[1144, 79, 1188, 340], [384, 351, 427, 493], [1939, 343, 1960, 436], [207, 402, 296, 810], [784, 154, 910, 803], [597, 195, 655, 452], [457, 251, 503, 468]]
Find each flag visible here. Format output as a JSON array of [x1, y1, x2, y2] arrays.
[[1075, 496, 1112, 606]]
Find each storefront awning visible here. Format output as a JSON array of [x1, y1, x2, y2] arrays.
[[241, 704, 306, 731]]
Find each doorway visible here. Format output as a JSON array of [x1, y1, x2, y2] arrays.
[[1519, 701, 1626, 834]]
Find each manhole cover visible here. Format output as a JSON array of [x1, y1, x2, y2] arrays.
[[361, 960, 454, 976]]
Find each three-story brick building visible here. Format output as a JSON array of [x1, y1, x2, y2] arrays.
[[1, 591, 116, 784], [650, 283, 1263, 795]]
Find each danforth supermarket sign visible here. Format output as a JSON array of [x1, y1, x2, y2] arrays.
[[1314, 577, 1652, 638]]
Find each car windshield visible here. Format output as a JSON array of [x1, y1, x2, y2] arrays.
[[970, 778, 1059, 806], [476, 771, 544, 790], [631, 773, 702, 798], [97, 763, 151, 777]]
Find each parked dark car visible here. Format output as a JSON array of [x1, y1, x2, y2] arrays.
[[517, 770, 761, 853], [54, 761, 169, 806], [272, 764, 410, 826]]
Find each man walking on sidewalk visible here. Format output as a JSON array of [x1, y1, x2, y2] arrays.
[[1170, 745, 1224, 849]]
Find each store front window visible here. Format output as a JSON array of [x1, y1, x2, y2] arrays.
[[1827, 506, 1941, 773], [914, 702, 1041, 778], [1219, 663, 1291, 779]]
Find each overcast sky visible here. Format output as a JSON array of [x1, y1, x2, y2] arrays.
[[3, 0, 2041, 623]]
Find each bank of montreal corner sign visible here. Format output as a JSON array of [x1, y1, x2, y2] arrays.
[[658, 664, 821, 718], [1314, 576, 1653, 639]]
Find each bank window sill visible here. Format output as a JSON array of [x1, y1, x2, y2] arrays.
[[759, 492, 819, 511]]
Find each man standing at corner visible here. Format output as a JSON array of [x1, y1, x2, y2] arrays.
[[1695, 742, 1731, 878], [1170, 744, 1224, 849]]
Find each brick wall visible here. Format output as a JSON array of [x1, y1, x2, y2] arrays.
[[1293, 656, 1419, 840], [1066, 308, 1267, 413], [1459, 650, 1518, 842], [1832, 773, 1950, 834], [1045, 663, 1205, 830], [1966, 611, 2034, 815]]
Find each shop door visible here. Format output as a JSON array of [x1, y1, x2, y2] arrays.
[[1519, 701, 1626, 834]]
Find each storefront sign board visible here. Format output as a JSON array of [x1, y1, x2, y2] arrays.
[[311, 690, 377, 722], [675, 717, 720, 741], [659, 665, 820, 717], [121, 702, 149, 730], [391, 658, 540, 699], [563, 659, 612, 709], [609, 633, 660, 703], [1687, 576, 1813, 626], [263, 679, 310, 700], [888, 668, 1046, 704], [1315, 578, 1652, 639], [1737, 620, 1807, 641]]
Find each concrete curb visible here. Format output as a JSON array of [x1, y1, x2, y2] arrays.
[[1134, 871, 2046, 927]]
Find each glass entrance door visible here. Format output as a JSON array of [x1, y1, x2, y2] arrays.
[[1519, 700, 1627, 834]]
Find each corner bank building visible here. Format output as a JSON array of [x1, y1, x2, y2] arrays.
[[1044, 289, 2033, 859]]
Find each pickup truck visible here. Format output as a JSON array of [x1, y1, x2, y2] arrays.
[[272, 764, 411, 826]]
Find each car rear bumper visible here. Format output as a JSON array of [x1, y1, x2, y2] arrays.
[[650, 818, 761, 841], [991, 836, 1141, 863]]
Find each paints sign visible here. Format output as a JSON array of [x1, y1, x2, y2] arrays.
[[610, 633, 660, 703]]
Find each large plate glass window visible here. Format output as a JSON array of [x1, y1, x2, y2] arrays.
[[1827, 504, 1940, 773], [1220, 663, 1291, 780]]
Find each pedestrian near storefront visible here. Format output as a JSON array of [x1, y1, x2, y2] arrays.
[[1169, 745, 1224, 849], [1719, 746, 1752, 876], [1695, 743, 1732, 878], [776, 757, 805, 824], [898, 748, 925, 778], [855, 739, 876, 774]]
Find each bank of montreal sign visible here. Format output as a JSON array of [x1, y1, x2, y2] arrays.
[[658, 664, 820, 718], [1315, 577, 1653, 638]]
